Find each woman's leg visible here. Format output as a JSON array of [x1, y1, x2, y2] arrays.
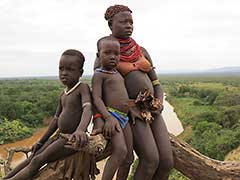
[[6, 138, 76, 180], [116, 123, 134, 180], [131, 119, 159, 180], [102, 128, 127, 180], [151, 114, 174, 180]]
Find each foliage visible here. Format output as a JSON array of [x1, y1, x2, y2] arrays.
[[0, 79, 63, 142], [169, 169, 189, 180], [160, 74, 240, 160], [214, 93, 240, 106], [0, 118, 32, 144]]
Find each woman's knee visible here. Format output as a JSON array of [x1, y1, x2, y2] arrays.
[[159, 156, 174, 172], [142, 151, 159, 171], [122, 151, 134, 167]]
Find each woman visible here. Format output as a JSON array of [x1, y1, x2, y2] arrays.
[[94, 5, 173, 180]]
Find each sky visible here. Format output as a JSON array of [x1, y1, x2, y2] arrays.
[[0, 0, 240, 77]]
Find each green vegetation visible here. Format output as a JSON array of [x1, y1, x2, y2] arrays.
[[1, 75, 240, 179], [0, 77, 91, 144], [160, 75, 240, 179], [0, 79, 63, 143]]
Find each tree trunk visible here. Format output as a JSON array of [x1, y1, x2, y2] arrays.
[[2, 134, 240, 180]]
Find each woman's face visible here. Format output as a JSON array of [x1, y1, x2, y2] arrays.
[[110, 11, 133, 39]]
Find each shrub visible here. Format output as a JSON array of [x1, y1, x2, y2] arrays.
[[0, 118, 32, 144], [214, 94, 240, 106]]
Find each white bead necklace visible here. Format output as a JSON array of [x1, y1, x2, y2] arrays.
[[64, 81, 81, 95]]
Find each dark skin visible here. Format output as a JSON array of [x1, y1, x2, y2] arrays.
[[92, 39, 133, 180], [94, 11, 173, 180], [3, 55, 92, 180]]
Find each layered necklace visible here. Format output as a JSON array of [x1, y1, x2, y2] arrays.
[[64, 81, 81, 95]]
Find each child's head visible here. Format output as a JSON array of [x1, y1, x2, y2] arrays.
[[97, 36, 120, 70], [59, 49, 85, 87]]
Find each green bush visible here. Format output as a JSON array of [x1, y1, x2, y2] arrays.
[[169, 169, 189, 180], [0, 118, 32, 144], [214, 94, 240, 106], [217, 106, 240, 129]]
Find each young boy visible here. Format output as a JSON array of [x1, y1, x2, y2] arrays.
[[3, 49, 92, 180], [92, 36, 133, 180]]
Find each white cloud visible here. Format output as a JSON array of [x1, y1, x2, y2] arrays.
[[0, 0, 240, 77]]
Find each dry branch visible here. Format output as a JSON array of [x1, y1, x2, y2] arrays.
[[2, 134, 240, 180]]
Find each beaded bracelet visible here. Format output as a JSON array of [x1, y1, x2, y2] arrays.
[[93, 113, 102, 120], [152, 79, 160, 86]]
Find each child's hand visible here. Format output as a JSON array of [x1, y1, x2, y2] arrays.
[[31, 142, 43, 154], [69, 130, 89, 149], [91, 117, 104, 136], [103, 116, 121, 139]]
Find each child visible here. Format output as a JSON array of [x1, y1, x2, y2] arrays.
[[3, 49, 92, 180], [92, 36, 133, 180]]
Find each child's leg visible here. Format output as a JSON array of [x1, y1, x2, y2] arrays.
[[151, 114, 174, 180], [116, 123, 134, 180], [3, 139, 52, 179], [101, 128, 127, 180], [6, 138, 76, 180], [3, 156, 32, 179]]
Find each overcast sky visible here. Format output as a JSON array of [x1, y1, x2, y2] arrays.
[[0, 0, 240, 77]]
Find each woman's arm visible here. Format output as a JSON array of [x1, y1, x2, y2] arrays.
[[141, 47, 164, 102]]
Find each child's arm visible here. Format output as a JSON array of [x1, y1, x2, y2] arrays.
[[32, 96, 62, 154], [92, 73, 121, 138], [69, 83, 92, 148], [91, 106, 104, 135]]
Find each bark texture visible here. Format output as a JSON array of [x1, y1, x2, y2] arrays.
[[1, 134, 240, 180]]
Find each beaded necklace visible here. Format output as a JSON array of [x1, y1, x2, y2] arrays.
[[95, 68, 117, 74], [64, 81, 81, 95]]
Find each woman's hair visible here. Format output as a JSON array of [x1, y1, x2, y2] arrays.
[[104, 4, 132, 21]]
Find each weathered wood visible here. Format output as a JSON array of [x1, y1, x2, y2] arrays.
[[4, 147, 31, 175], [2, 134, 240, 180], [169, 133, 240, 180]]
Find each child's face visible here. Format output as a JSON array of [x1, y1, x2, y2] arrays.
[[99, 40, 120, 70], [59, 55, 83, 87]]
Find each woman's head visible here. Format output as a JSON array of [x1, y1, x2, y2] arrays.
[[105, 5, 133, 39]]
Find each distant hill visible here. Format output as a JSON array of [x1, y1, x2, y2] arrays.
[[205, 67, 240, 74], [159, 66, 240, 76], [1, 67, 240, 80]]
